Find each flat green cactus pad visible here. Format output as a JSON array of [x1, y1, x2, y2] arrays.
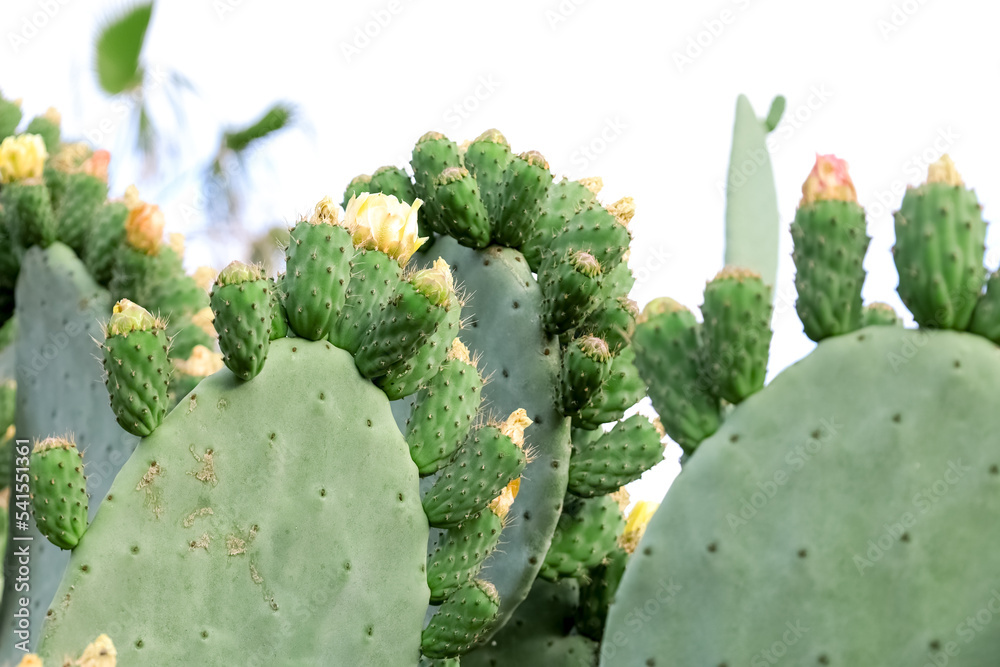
[[37, 339, 429, 664], [604, 326, 1000, 665]]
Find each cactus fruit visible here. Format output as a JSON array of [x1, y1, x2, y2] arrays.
[[540, 491, 627, 581], [893, 154, 987, 330], [422, 579, 501, 658], [791, 154, 870, 341], [210, 261, 273, 381], [968, 271, 1000, 342], [0, 92, 22, 141], [432, 167, 491, 248], [632, 298, 721, 454], [567, 415, 664, 497], [28, 437, 88, 550], [24, 108, 60, 153], [861, 301, 903, 328], [100, 300, 170, 437], [561, 335, 614, 416]]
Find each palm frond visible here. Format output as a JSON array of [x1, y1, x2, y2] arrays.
[[94, 2, 154, 95]]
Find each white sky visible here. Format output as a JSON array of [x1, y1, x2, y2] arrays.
[[3, 0, 998, 504]]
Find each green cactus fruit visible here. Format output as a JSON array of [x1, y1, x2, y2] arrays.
[[406, 340, 483, 475], [540, 250, 603, 336], [2, 181, 57, 250], [342, 173, 372, 209], [522, 178, 598, 271], [36, 339, 429, 664], [268, 275, 288, 340], [28, 437, 88, 550], [580, 296, 637, 352], [463, 577, 598, 667], [574, 545, 627, 642], [463, 129, 512, 227], [375, 301, 461, 400], [862, 301, 903, 328], [632, 297, 720, 453], [53, 171, 109, 258], [574, 347, 645, 430], [427, 490, 511, 603], [25, 110, 60, 152], [791, 156, 870, 341], [329, 249, 401, 353], [969, 271, 1000, 343], [422, 579, 501, 659], [495, 150, 552, 248], [561, 335, 614, 417], [567, 415, 664, 497], [894, 155, 987, 330], [547, 202, 630, 275], [540, 492, 626, 580], [411, 132, 463, 233], [432, 167, 491, 249], [700, 266, 773, 404], [0, 94, 22, 140], [284, 216, 354, 341], [82, 201, 128, 286], [422, 412, 530, 528], [210, 261, 273, 381], [604, 326, 1000, 665], [101, 299, 170, 437], [355, 260, 455, 379], [370, 165, 417, 204]]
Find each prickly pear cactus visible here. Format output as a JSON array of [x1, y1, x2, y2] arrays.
[[347, 129, 660, 648], [36, 195, 534, 664], [605, 154, 1000, 665]]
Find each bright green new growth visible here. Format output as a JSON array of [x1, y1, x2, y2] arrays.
[[893, 155, 986, 330], [29, 437, 88, 550], [101, 299, 170, 437], [211, 260, 272, 381], [284, 216, 354, 341]]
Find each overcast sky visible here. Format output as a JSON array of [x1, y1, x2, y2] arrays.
[[2, 0, 997, 503]]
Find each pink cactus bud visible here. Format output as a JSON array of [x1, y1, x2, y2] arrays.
[[799, 154, 857, 207]]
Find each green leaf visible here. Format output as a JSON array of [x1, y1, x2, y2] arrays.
[[222, 103, 295, 154], [95, 3, 154, 95]]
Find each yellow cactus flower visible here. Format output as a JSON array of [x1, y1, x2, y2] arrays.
[[799, 154, 857, 207], [107, 299, 157, 336], [168, 233, 185, 258], [608, 196, 636, 227], [310, 196, 344, 226], [15, 654, 42, 667], [578, 176, 603, 195], [77, 633, 117, 667], [411, 257, 455, 307], [488, 477, 521, 522], [123, 185, 165, 255], [926, 154, 963, 187], [191, 306, 217, 338], [344, 192, 426, 266], [500, 408, 532, 448], [620, 500, 659, 553], [0, 133, 47, 183], [173, 345, 224, 377], [193, 266, 217, 291], [446, 338, 472, 364]]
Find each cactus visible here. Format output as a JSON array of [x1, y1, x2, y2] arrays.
[[604, 152, 1000, 665], [33, 192, 541, 664], [347, 130, 652, 649], [28, 437, 88, 550]]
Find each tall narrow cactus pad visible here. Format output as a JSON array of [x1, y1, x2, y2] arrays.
[[0, 245, 138, 659], [723, 95, 783, 289], [423, 237, 572, 636], [36, 340, 429, 664], [604, 327, 1000, 665]]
